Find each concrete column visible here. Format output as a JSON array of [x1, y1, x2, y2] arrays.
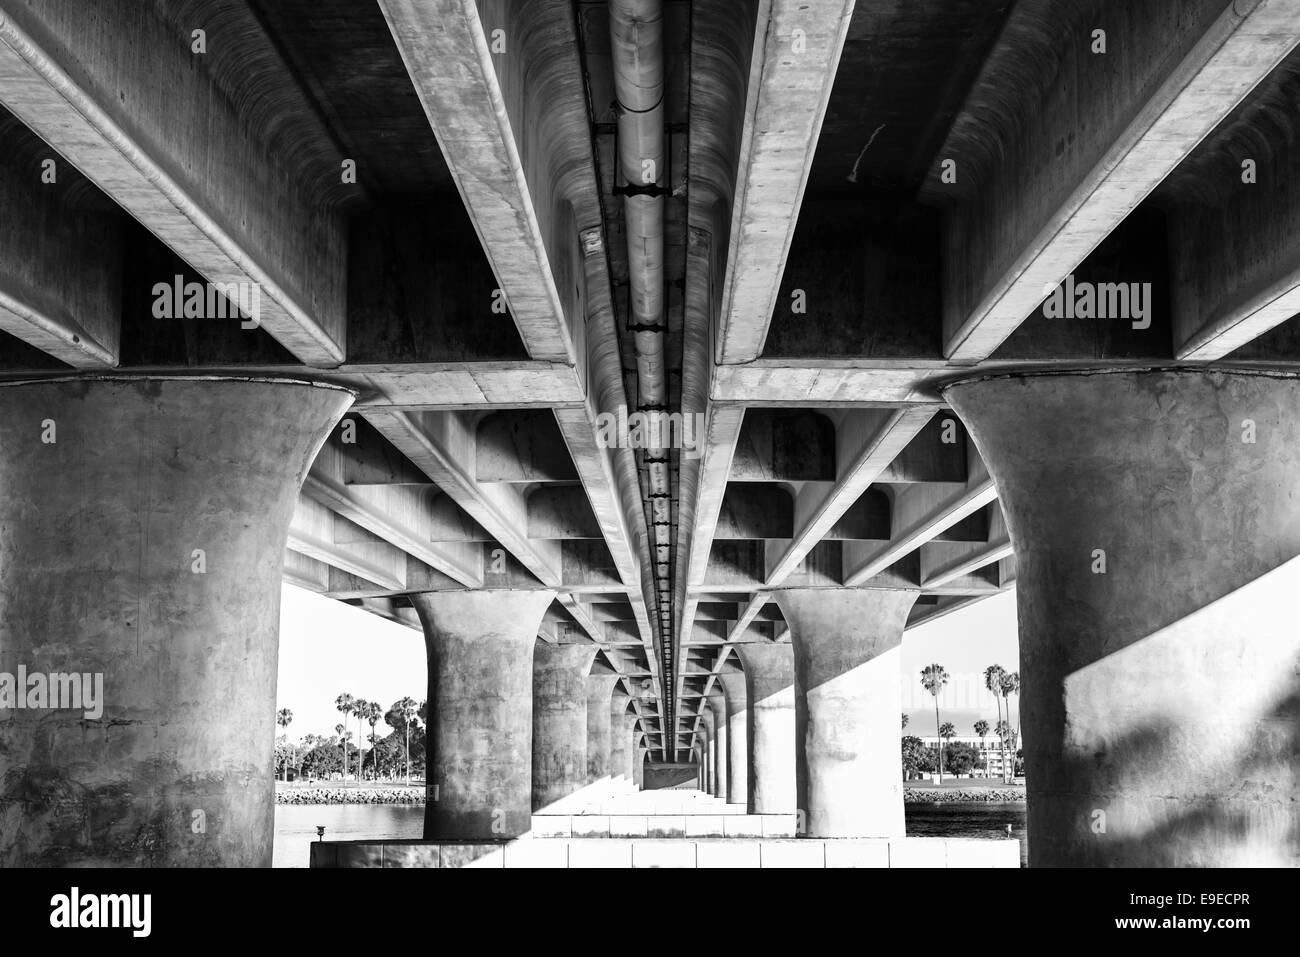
[[735, 643, 796, 813], [774, 588, 919, 838], [586, 673, 620, 783], [413, 590, 556, 840], [700, 709, 715, 796], [623, 715, 639, 781], [716, 672, 749, 806], [946, 368, 1300, 867], [633, 737, 646, 788], [0, 377, 350, 867], [609, 689, 631, 782], [708, 694, 728, 801], [531, 642, 597, 811]]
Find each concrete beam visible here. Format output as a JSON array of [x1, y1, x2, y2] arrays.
[[715, 0, 856, 364], [303, 472, 482, 588], [377, 0, 581, 365], [766, 408, 935, 583], [1172, 56, 1300, 358], [933, 0, 1300, 362], [845, 469, 997, 586], [363, 410, 562, 587], [0, 112, 120, 365], [0, 0, 348, 365], [921, 537, 1013, 590], [286, 526, 405, 594]]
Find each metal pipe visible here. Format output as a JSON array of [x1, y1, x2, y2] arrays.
[[609, 0, 675, 756]]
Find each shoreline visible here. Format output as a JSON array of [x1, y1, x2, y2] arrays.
[[903, 786, 1025, 804], [276, 784, 1026, 806], [277, 785, 425, 805]]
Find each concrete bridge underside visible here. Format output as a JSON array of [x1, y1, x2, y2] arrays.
[[0, 0, 1298, 866]]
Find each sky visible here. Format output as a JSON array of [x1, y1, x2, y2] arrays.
[[900, 589, 1020, 737], [276, 584, 425, 742], [276, 582, 1021, 745]]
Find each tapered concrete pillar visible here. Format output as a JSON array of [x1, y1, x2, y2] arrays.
[[413, 590, 555, 840], [708, 694, 728, 801], [946, 368, 1300, 867], [623, 714, 639, 781], [586, 673, 620, 783], [633, 737, 646, 788], [734, 643, 796, 813], [700, 709, 715, 796], [609, 689, 631, 782], [532, 642, 597, 811], [716, 672, 749, 806], [0, 377, 351, 867], [774, 588, 919, 838]]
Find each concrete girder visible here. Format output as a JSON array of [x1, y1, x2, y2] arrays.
[[0, 112, 120, 365], [0, 0, 349, 365], [932, 0, 1300, 362], [363, 409, 562, 586]]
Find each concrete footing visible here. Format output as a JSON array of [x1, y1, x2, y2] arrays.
[[310, 835, 1020, 869]]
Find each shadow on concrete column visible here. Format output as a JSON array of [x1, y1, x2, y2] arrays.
[[734, 643, 796, 814], [716, 668, 749, 806], [411, 590, 555, 841], [947, 367, 1300, 867], [774, 587, 919, 838], [532, 642, 597, 811], [0, 376, 352, 867]]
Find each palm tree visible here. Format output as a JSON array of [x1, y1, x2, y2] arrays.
[[362, 701, 383, 779], [352, 698, 371, 780], [335, 693, 356, 780], [1003, 671, 1021, 737], [393, 696, 420, 784], [938, 721, 956, 776], [901, 713, 909, 730], [999, 671, 1020, 778], [995, 720, 1013, 779], [334, 723, 348, 779], [973, 719, 989, 777], [276, 708, 293, 781], [985, 665, 1008, 782], [920, 664, 949, 783]]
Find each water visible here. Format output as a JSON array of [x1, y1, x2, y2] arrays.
[[274, 802, 1027, 868], [273, 804, 425, 869], [906, 803, 1028, 867]]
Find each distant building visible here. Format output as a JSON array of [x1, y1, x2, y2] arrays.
[[918, 735, 1016, 778]]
